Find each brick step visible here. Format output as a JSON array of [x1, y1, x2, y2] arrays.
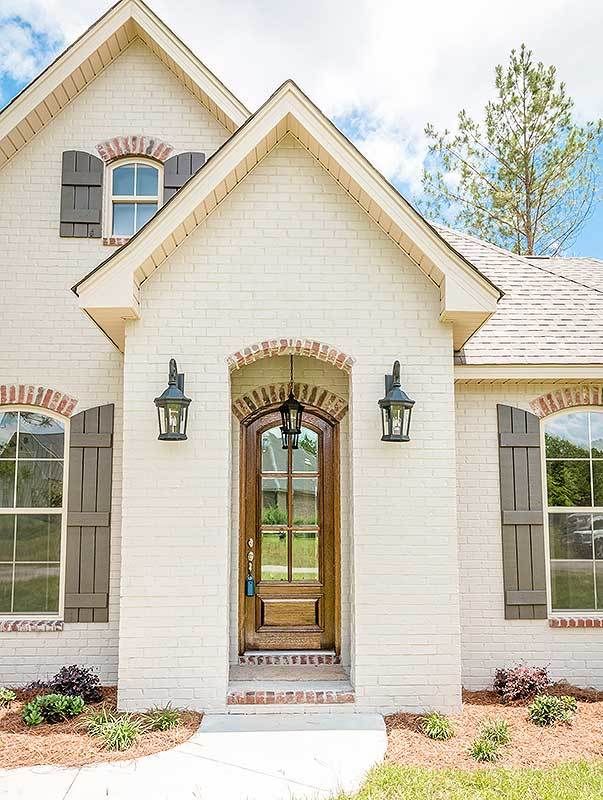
[[227, 681, 354, 707], [230, 663, 348, 682], [237, 651, 340, 666]]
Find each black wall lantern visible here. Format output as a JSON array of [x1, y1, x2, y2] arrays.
[[154, 358, 191, 441], [379, 360, 415, 442], [279, 355, 304, 449]]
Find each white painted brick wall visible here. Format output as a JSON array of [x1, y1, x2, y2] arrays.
[[0, 38, 229, 686], [120, 134, 462, 713], [456, 382, 603, 690]]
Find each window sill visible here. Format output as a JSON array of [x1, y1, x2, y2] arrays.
[[0, 619, 63, 632], [103, 236, 131, 247], [549, 617, 603, 628]]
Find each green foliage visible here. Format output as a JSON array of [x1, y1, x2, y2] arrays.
[[468, 736, 501, 763], [262, 504, 288, 525], [144, 704, 181, 731], [480, 719, 511, 747], [421, 712, 454, 740], [22, 693, 85, 725], [421, 44, 602, 255], [84, 707, 147, 750], [0, 687, 16, 707], [528, 694, 577, 726]]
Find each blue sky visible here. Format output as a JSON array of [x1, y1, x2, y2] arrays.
[[0, 2, 601, 258]]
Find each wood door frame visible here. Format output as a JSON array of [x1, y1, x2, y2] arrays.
[[238, 403, 341, 654]]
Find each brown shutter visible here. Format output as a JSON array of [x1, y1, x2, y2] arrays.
[[163, 152, 205, 201], [497, 404, 547, 620], [65, 404, 114, 622], [60, 151, 103, 238]]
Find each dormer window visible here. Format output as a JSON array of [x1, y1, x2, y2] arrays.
[[109, 159, 162, 237]]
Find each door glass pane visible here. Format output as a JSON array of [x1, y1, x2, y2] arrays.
[[261, 478, 288, 525], [13, 563, 59, 612], [136, 165, 158, 196], [261, 427, 287, 472], [546, 461, 591, 506], [15, 514, 61, 562], [545, 412, 589, 458], [112, 164, 135, 195], [292, 530, 318, 581], [136, 202, 158, 231], [596, 562, 603, 609], [548, 513, 593, 559], [0, 515, 14, 561], [18, 413, 64, 459], [260, 530, 288, 581], [112, 203, 135, 235], [551, 561, 595, 609], [292, 478, 317, 525], [0, 564, 11, 611], [591, 413, 603, 458], [16, 461, 63, 508], [0, 412, 17, 458], [293, 428, 318, 472], [593, 461, 603, 507], [0, 461, 15, 507], [594, 515, 603, 558]]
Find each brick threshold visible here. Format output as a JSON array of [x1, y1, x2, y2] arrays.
[[227, 681, 355, 706], [238, 650, 340, 666]]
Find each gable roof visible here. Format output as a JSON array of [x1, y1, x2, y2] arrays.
[[73, 80, 501, 351], [438, 228, 603, 366], [0, 0, 250, 167]]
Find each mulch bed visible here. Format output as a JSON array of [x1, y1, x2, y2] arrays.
[[385, 682, 603, 770], [0, 687, 202, 770]]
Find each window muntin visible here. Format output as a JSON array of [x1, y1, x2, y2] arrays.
[[545, 410, 603, 612], [110, 161, 160, 236], [0, 411, 66, 615]]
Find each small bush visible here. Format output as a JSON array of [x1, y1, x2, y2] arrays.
[[22, 693, 85, 726], [85, 709, 147, 751], [144, 704, 181, 731], [421, 712, 454, 740], [48, 665, 102, 703], [493, 664, 550, 703], [528, 694, 577, 727], [469, 737, 501, 763], [0, 687, 16, 707], [480, 719, 511, 747]]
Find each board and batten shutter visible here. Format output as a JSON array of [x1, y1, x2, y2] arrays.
[[163, 151, 206, 201], [497, 404, 547, 620], [60, 150, 103, 238], [65, 405, 114, 623]]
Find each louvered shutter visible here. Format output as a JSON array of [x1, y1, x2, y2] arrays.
[[163, 151, 205, 201], [497, 404, 547, 619], [60, 151, 103, 238], [65, 404, 114, 622]]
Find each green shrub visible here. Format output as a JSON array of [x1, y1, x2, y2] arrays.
[[480, 719, 511, 747], [0, 687, 16, 707], [144, 704, 181, 731], [84, 707, 147, 751], [528, 694, 577, 726], [22, 693, 85, 726], [469, 737, 500, 762], [421, 712, 454, 740]]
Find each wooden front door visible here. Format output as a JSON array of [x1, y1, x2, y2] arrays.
[[240, 409, 339, 652]]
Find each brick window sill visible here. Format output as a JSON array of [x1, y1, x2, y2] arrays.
[[549, 617, 603, 628], [0, 620, 64, 632], [103, 236, 131, 247]]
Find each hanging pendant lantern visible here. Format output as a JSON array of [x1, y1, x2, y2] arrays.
[[154, 358, 191, 440], [279, 355, 304, 449], [378, 360, 415, 442]]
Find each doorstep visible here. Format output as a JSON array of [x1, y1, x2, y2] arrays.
[[227, 681, 355, 709], [238, 650, 341, 666]]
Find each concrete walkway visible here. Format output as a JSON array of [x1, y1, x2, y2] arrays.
[[0, 713, 386, 800]]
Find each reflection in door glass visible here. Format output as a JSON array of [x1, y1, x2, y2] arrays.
[[261, 477, 288, 525], [292, 478, 317, 525], [261, 427, 287, 472], [292, 428, 318, 472], [292, 530, 318, 581], [260, 530, 288, 581]]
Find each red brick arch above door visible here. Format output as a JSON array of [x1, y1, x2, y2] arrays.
[[232, 382, 348, 422], [0, 384, 77, 417], [227, 339, 355, 374], [530, 385, 603, 418]]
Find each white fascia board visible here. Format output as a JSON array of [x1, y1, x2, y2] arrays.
[[455, 364, 603, 381]]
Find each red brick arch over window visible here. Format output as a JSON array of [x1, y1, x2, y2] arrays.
[[530, 385, 603, 418], [232, 382, 348, 422], [227, 339, 355, 374], [96, 135, 174, 163], [0, 385, 78, 417]]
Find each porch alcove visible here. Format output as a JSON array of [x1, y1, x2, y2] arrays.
[[228, 352, 355, 704]]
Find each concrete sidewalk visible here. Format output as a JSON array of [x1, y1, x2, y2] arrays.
[[0, 713, 386, 800]]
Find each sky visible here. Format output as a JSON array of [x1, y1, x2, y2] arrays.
[[0, 0, 601, 257]]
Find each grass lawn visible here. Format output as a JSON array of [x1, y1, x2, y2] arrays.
[[338, 761, 603, 799]]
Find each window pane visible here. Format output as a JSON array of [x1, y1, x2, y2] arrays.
[[594, 515, 603, 558], [15, 514, 61, 562], [262, 478, 288, 525], [293, 429, 318, 472], [16, 461, 63, 508], [293, 478, 317, 525], [591, 413, 603, 458], [551, 561, 595, 610], [0, 564, 11, 612], [13, 563, 59, 613], [549, 513, 593, 559], [260, 530, 288, 581], [112, 165, 135, 195], [596, 562, 603, 609], [546, 460, 591, 507], [112, 203, 135, 236], [136, 165, 158, 196], [18, 413, 64, 459], [0, 461, 15, 507], [135, 202, 157, 231], [292, 530, 318, 581], [593, 461, 603, 507], [0, 515, 14, 562], [0, 412, 17, 458], [545, 412, 589, 458], [261, 427, 287, 472]]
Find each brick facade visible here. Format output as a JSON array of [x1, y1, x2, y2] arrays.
[[96, 134, 174, 163], [0, 384, 77, 416], [530, 385, 603, 418], [231, 381, 348, 421]]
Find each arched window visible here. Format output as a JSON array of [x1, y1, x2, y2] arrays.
[[544, 409, 603, 612], [0, 409, 67, 616], [108, 159, 161, 237]]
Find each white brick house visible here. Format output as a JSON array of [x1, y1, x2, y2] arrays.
[[0, 0, 602, 715]]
